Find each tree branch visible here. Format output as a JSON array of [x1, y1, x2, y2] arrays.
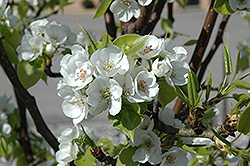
[[44, 60, 62, 78], [142, 0, 167, 35], [0, 38, 59, 152], [189, 0, 218, 74], [104, 8, 117, 40], [173, 0, 218, 114], [127, 0, 156, 34], [198, 15, 231, 83], [14, 89, 34, 164]]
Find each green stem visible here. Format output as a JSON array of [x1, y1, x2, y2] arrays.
[[231, 133, 242, 144]]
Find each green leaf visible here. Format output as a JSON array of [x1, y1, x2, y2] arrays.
[[187, 158, 199, 166], [88, 32, 112, 54], [237, 106, 250, 135], [161, 19, 173, 35], [0, 25, 20, 49], [2, 40, 19, 64], [206, 72, 212, 102], [18, 0, 29, 18], [231, 93, 250, 114], [96, 138, 125, 157], [223, 44, 232, 75], [113, 34, 148, 56], [233, 79, 250, 90], [157, 78, 177, 108], [213, 0, 235, 15], [16, 154, 28, 166], [93, 0, 113, 19], [182, 144, 197, 155], [175, 85, 191, 107], [183, 39, 197, 46], [238, 55, 249, 71], [119, 100, 141, 130], [17, 57, 45, 89], [59, 0, 76, 7], [187, 70, 198, 107], [119, 146, 139, 166], [41, 72, 48, 85], [77, 19, 97, 51], [113, 121, 135, 143], [74, 147, 96, 166], [175, 0, 188, 8], [194, 147, 213, 155]]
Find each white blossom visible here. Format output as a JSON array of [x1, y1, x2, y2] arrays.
[[138, 0, 152, 6], [61, 24, 77, 45], [110, 0, 140, 22], [16, 30, 44, 61], [132, 128, 162, 164], [55, 142, 79, 165], [160, 147, 188, 166], [152, 58, 172, 77], [128, 66, 159, 103], [29, 18, 48, 36], [86, 76, 122, 116], [60, 44, 93, 90], [229, 0, 250, 11], [158, 106, 185, 129], [165, 60, 189, 86], [45, 24, 67, 45], [57, 80, 89, 124], [90, 45, 129, 77], [136, 35, 163, 59], [114, 74, 135, 99]]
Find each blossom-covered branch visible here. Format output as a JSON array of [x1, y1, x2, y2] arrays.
[[0, 38, 59, 152]]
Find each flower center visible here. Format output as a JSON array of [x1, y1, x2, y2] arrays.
[[32, 46, 41, 54], [100, 87, 112, 103], [165, 155, 176, 165], [103, 60, 115, 73], [121, 0, 132, 8], [51, 35, 58, 42], [170, 70, 176, 79], [122, 87, 130, 98], [141, 139, 153, 150], [237, 0, 247, 5], [73, 96, 85, 109], [138, 80, 148, 92], [77, 69, 87, 82], [142, 45, 153, 54]]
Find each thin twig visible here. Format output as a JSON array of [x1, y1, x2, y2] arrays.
[[35, 0, 47, 18], [0, 38, 59, 152], [44, 61, 62, 78]]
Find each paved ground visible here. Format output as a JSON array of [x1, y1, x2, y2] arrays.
[[1, 5, 250, 157]]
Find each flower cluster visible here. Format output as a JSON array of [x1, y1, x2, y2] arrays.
[[57, 35, 189, 126], [131, 114, 187, 165], [16, 18, 95, 62], [55, 125, 94, 165]]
